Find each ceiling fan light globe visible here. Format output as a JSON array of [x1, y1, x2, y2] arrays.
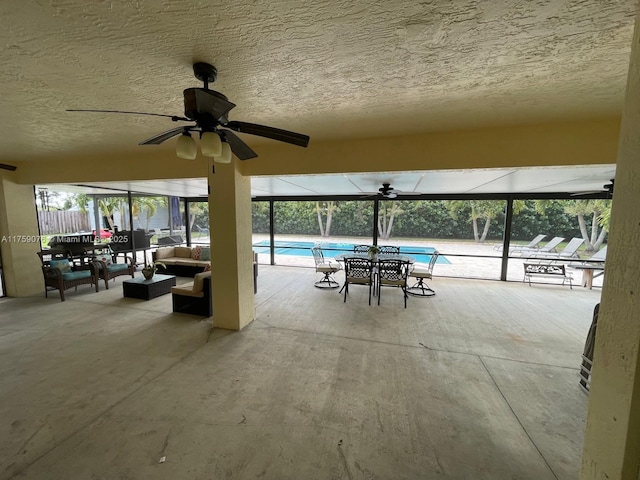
[[176, 134, 197, 160], [201, 131, 222, 157], [215, 142, 232, 163]]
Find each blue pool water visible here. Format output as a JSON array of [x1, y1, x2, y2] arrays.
[[252, 240, 451, 265]]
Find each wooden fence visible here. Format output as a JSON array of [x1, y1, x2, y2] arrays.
[[38, 211, 91, 235]]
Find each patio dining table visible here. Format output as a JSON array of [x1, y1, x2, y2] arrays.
[[334, 252, 415, 295]]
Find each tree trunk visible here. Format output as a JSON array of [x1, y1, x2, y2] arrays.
[[589, 212, 600, 247], [315, 202, 325, 237], [472, 218, 480, 242], [325, 205, 333, 237], [378, 212, 388, 240], [594, 228, 607, 250], [479, 217, 491, 243], [386, 210, 396, 239], [577, 214, 592, 250], [99, 203, 115, 230]]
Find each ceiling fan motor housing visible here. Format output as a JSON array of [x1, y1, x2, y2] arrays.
[[183, 88, 231, 123]]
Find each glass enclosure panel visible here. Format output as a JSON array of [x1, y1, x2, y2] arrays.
[[252, 201, 270, 263], [377, 199, 506, 280], [506, 199, 610, 284], [259, 200, 376, 267], [187, 201, 210, 245]]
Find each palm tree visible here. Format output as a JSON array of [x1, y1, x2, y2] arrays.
[[315, 201, 338, 237], [378, 202, 403, 240], [448, 200, 524, 243]]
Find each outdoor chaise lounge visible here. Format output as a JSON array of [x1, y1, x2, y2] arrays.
[[495, 234, 547, 253], [532, 237, 584, 260], [514, 236, 565, 256], [570, 246, 608, 289]]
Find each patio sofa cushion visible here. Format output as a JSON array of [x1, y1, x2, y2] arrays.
[[62, 270, 92, 281], [106, 263, 130, 273], [50, 259, 71, 273], [176, 259, 209, 267], [155, 247, 175, 259], [171, 271, 211, 298], [199, 246, 211, 261], [175, 246, 192, 258]]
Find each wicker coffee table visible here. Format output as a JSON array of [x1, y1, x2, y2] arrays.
[[123, 274, 177, 300]]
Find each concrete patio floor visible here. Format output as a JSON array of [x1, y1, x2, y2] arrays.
[[0, 265, 601, 479]]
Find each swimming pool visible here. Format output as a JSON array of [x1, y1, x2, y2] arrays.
[[252, 240, 451, 264]]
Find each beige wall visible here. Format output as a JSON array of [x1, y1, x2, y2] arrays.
[[12, 118, 620, 185], [0, 176, 43, 296], [581, 13, 640, 480]]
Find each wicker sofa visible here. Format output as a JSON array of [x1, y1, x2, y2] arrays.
[[153, 245, 210, 277], [153, 245, 258, 292]]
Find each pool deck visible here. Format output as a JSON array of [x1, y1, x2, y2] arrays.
[[252, 234, 604, 288]]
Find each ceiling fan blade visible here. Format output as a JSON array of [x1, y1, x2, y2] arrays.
[[225, 121, 310, 148], [66, 109, 190, 121], [139, 126, 191, 145], [193, 90, 236, 121], [0, 163, 17, 171], [219, 129, 258, 160]]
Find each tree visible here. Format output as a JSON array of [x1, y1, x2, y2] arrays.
[[132, 197, 161, 231], [315, 201, 338, 237], [378, 201, 403, 240], [562, 200, 609, 252], [74, 195, 122, 230], [448, 200, 524, 243]]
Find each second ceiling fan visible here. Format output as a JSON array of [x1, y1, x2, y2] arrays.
[[67, 62, 310, 163]]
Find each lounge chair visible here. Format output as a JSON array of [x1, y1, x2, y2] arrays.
[[570, 246, 607, 289], [537, 237, 585, 260], [503, 234, 547, 253], [515, 236, 565, 257]]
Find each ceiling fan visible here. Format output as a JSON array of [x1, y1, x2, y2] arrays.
[[67, 62, 310, 163], [571, 179, 614, 198], [362, 183, 408, 199]]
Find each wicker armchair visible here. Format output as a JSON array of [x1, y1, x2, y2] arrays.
[[37, 250, 99, 302], [90, 246, 135, 289]]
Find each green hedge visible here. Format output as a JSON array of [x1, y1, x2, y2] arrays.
[[252, 199, 590, 241]]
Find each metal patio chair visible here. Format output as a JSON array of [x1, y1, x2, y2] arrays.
[[311, 246, 341, 289], [342, 257, 375, 304], [407, 251, 439, 297], [377, 258, 410, 307]]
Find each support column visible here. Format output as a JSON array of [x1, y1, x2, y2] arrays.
[[0, 177, 42, 297], [580, 13, 640, 480], [207, 158, 255, 330]]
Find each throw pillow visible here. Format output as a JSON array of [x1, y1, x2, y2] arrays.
[[199, 246, 211, 261], [191, 245, 202, 260], [50, 259, 71, 273], [202, 263, 211, 272], [95, 252, 112, 266]]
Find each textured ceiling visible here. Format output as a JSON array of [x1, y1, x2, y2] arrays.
[[0, 0, 637, 162]]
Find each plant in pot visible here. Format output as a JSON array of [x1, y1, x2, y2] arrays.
[[141, 261, 166, 280], [367, 245, 381, 260]]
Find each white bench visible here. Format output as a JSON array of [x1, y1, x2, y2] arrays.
[[523, 263, 573, 289]]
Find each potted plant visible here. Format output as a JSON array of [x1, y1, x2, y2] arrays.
[[367, 245, 381, 260], [141, 261, 166, 280]]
